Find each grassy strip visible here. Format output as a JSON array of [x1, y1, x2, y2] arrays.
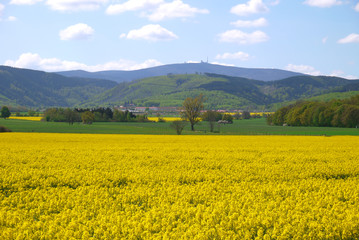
[[1, 118, 359, 135]]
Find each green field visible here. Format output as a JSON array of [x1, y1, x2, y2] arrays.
[[1, 118, 359, 135]]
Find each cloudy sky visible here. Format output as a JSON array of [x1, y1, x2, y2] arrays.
[[0, 0, 358, 78]]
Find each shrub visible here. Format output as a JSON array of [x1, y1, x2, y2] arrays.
[[158, 117, 166, 123], [0, 126, 12, 132]]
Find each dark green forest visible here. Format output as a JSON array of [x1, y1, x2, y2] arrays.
[[268, 95, 359, 128]]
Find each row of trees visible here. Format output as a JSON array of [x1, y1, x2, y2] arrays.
[[43, 107, 148, 124], [267, 95, 359, 128]]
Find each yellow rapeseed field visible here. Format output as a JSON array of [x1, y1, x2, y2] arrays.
[[1, 133, 359, 239], [9, 116, 42, 121], [148, 117, 182, 122]]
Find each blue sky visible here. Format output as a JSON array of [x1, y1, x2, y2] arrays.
[[0, 0, 358, 79]]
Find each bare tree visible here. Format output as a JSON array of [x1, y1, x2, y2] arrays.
[[170, 121, 187, 135], [181, 94, 204, 131]]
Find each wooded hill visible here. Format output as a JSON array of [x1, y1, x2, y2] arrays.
[[1, 66, 359, 110], [85, 73, 359, 110], [0, 66, 117, 107]]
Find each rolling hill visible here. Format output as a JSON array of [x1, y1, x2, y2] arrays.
[[2, 65, 358, 110], [85, 73, 359, 110], [0, 66, 117, 107], [56, 62, 304, 83]]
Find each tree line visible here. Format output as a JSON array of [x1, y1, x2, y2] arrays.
[[43, 107, 148, 125], [267, 95, 359, 128]]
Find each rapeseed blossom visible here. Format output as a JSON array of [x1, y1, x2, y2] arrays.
[[1, 133, 358, 239]]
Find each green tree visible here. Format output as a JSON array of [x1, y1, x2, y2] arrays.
[[233, 112, 241, 120], [28, 110, 36, 116], [181, 94, 204, 131], [241, 111, 251, 119], [42, 108, 66, 122], [81, 111, 95, 124], [271, 106, 290, 126], [136, 114, 149, 122], [202, 110, 222, 132], [94, 112, 104, 122], [113, 109, 126, 122], [222, 113, 233, 124], [266, 114, 273, 125], [0, 106, 11, 119], [341, 105, 359, 128], [202, 110, 222, 122], [64, 108, 81, 125]]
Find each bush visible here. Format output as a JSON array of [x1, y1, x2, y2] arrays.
[[0, 126, 12, 132], [158, 117, 166, 123], [222, 114, 233, 124], [241, 111, 251, 119], [136, 115, 149, 122]]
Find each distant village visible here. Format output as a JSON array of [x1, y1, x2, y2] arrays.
[[115, 103, 248, 116]]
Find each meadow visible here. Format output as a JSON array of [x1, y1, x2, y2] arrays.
[[1, 117, 359, 135], [1, 133, 359, 239]]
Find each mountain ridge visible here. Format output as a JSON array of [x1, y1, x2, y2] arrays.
[[84, 73, 359, 109], [56, 62, 304, 83], [1, 65, 359, 110]]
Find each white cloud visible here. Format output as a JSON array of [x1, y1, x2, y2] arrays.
[[46, 0, 107, 12], [0, 4, 14, 22], [303, 0, 342, 8], [210, 62, 236, 67], [120, 24, 178, 42], [231, 18, 268, 28], [355, 3, 359, 12], [59, 23, 94, 41], [270, 0, 280, 6], [286, 64, 358, 79], [10, 0, 43, 5], [186, 60, 235, 67], [147, 0, 209, 21], [338, 33, 359, 44], [215, 51, 250, 61], [7, 16, 17, 21], [285, 64, 321, 75], [5, 53, 45, 70], [4, 53, 163, 72], [218, 30, 269, 44], [106, 0, 209, 21], [231, 0, 269, 16], [106, 0, 162, 15], [0, 4, 4, 17], [330, 70, 358, 80], [322, 36, 328, 44]]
